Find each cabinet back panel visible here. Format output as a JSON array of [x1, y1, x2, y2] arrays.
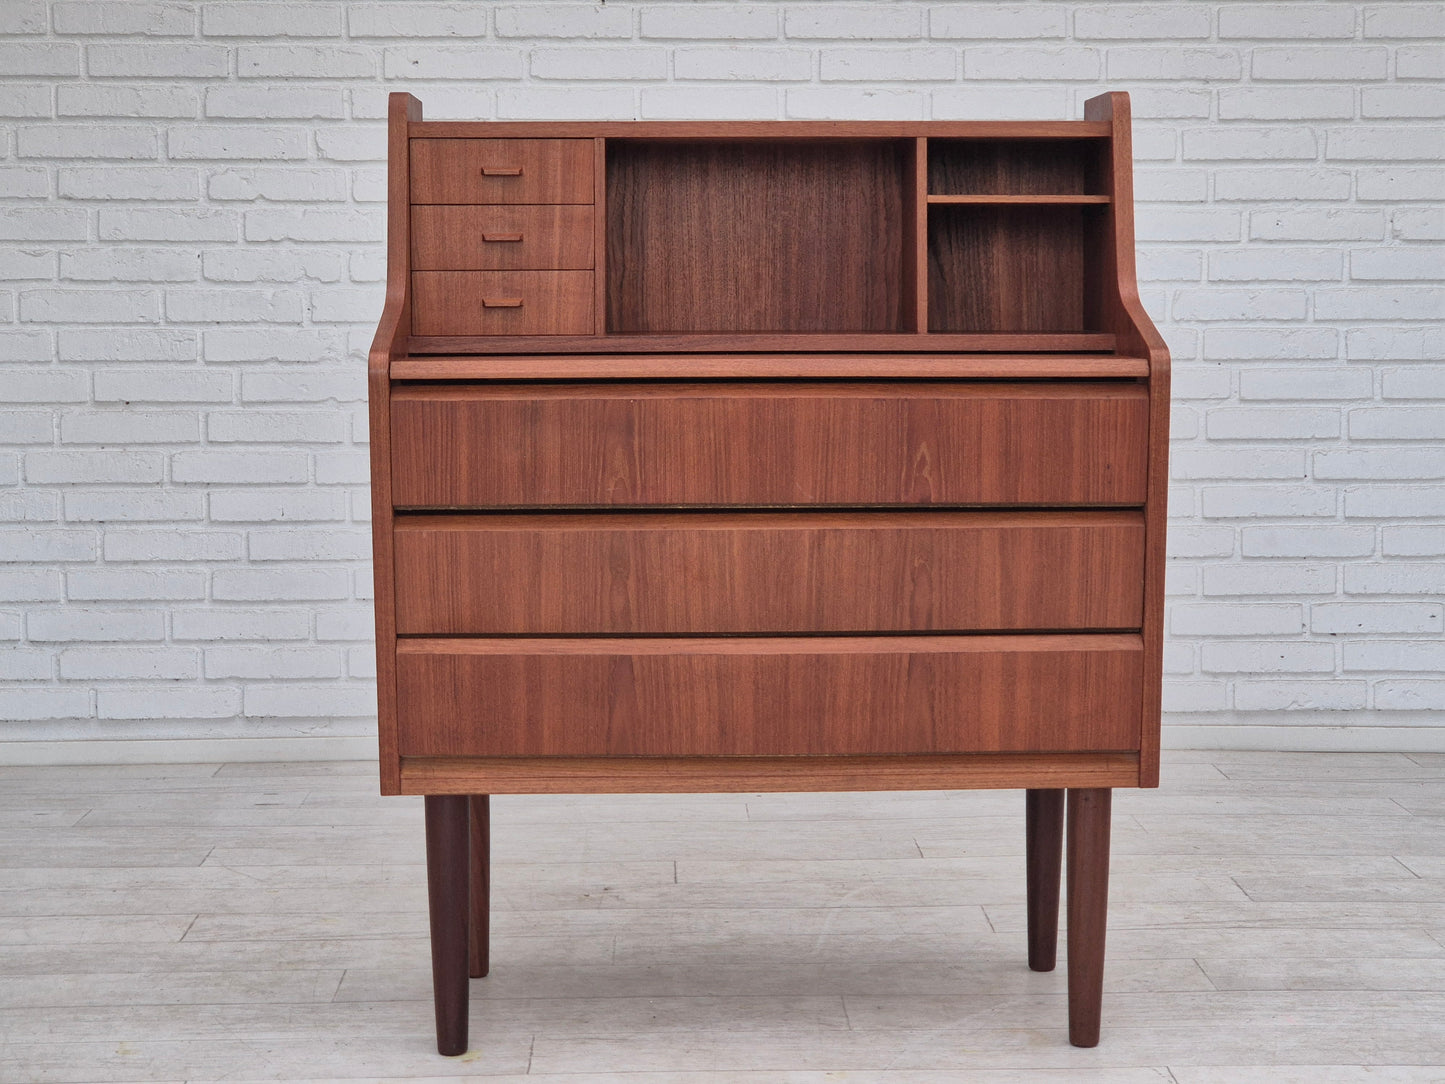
[[927, 139, 1102, 195], [607, 141, 906, 333], [929, 205, 1089, 333]]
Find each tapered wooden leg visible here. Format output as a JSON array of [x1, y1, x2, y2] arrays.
[[424, 795, 470, 1056], [1066, 787, 1112, 1048], [1025, 788, 1064, 972], [468, 795, 490, 979]]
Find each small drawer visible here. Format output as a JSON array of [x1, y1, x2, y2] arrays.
[[390, 382, 1149, 508], [392, 510, 1146, 635], [410, 270, 593, 336], [395, 634, 1143, 757], [410, 139, 594, 205], [412, 205, 594, 270]]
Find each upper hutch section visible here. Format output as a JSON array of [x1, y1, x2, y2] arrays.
[[377, 94, 1164, 374]]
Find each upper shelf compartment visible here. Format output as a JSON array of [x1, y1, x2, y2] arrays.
[[927, 138, 1108, 201], [606, 139, 909, 334]]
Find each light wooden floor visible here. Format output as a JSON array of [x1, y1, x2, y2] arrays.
[[0, 752, 1442, 1083]]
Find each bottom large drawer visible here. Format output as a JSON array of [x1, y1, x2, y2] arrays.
[[395, 635, 1142, 757]]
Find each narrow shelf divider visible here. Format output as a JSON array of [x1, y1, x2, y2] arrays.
[[928, 194, 1111, 204]]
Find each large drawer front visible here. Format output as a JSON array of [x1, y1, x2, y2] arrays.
[[412, 205, 595, 270], [410, 138, 594, 204], [395, 635, 1143, 757], [411, 271, 594, 336], [393, 511, 1145, 634], [390, 382, 1148, 508]]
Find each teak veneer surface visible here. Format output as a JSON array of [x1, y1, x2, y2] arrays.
[[398, 751, 1141, 794], [388, 353, 1150, 381], [392, 510, 1145, 635], [927, 139, 1101, 196], [410, 138, 594, 204], [404, 331, 1120, 355], [411, 205, 595, 270], [372, 93, 1170, 1057], [410, 271, 594, 337], [929, 205, 1089, 332], [389, 382, 1149, 508], [394, 634, 1143, 758], [606, 141, 906, 333]]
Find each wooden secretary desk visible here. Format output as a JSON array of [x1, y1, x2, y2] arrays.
[[368, 91, 1169, 1055]]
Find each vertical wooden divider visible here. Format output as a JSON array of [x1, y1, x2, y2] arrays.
[[593, 137, 607, 336], [911, 137, 929, 333]]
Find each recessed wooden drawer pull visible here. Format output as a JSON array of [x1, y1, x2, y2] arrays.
[[480, 166, 523, 176], [481, 297, 524, 308], [481, 233, 524, 243]]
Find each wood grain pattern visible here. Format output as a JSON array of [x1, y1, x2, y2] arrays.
[[405, 331, 1119, 355], [1085, 91, 1170, 789], [389, 353, 1150, 381], [410, 120, 1114, 140], [410, 138, 593, 204], [398, 751, 1142, 794], [369, 91, 419, 797], [394, 634, 1144, 758], [606, 140, 906, 333], [928, 195, 1111, 205], [392, 510, 1146, 634], [467, 794, 489, 979], [410, 270, 593, 336], [410, 205, 594, 270], [928, 205, 1091, 332], [928, 139, 1100, 196], [1026, 787, 1065, 972], [423, 795, 470, 1056], [1066, 787, 1112, 1047], [592, 137, 607, 335], [389, 382, 1149, 509], [904, 137, 927, 333]]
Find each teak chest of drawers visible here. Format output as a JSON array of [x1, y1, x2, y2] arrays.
[[369, 92, 1169, 1056]]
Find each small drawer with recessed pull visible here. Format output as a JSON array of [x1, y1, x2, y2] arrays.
[[410, 139, 594, 205], [410, 270, 594, 335], [410, 205, 594, 270]]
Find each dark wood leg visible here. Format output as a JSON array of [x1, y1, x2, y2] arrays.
[[468, 794, 490, 979], [424, 795, 470, 1056], [1025, 788, 1064, 972], [1066, 787, 1112, 1048]]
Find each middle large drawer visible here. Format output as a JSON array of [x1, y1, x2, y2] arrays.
[[393, 510, 1144, 634]]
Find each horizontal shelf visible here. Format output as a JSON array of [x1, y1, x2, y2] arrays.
[[391, 353, 1149, 382], [406, 332, 1117, 356], [927, 194, 1111, 205]]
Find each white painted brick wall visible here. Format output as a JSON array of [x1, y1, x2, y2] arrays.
[[1, 1, 1442, 752]]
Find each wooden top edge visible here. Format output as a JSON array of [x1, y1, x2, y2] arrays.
[[396, 633, 1145, 657], [409, 120, 1114, 140], [405, 333, 1119, 356], [394, 509, 1148, 532], [390, 354, 1151, 381]]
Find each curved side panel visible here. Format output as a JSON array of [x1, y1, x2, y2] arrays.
[[370, 92, 421, 796], [1085, 91, 1170, 787]]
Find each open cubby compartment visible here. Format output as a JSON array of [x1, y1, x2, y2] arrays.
[[928, 202, 1110, 333], [606, 139, 913, 334], [927, 138, 1107, 197]]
